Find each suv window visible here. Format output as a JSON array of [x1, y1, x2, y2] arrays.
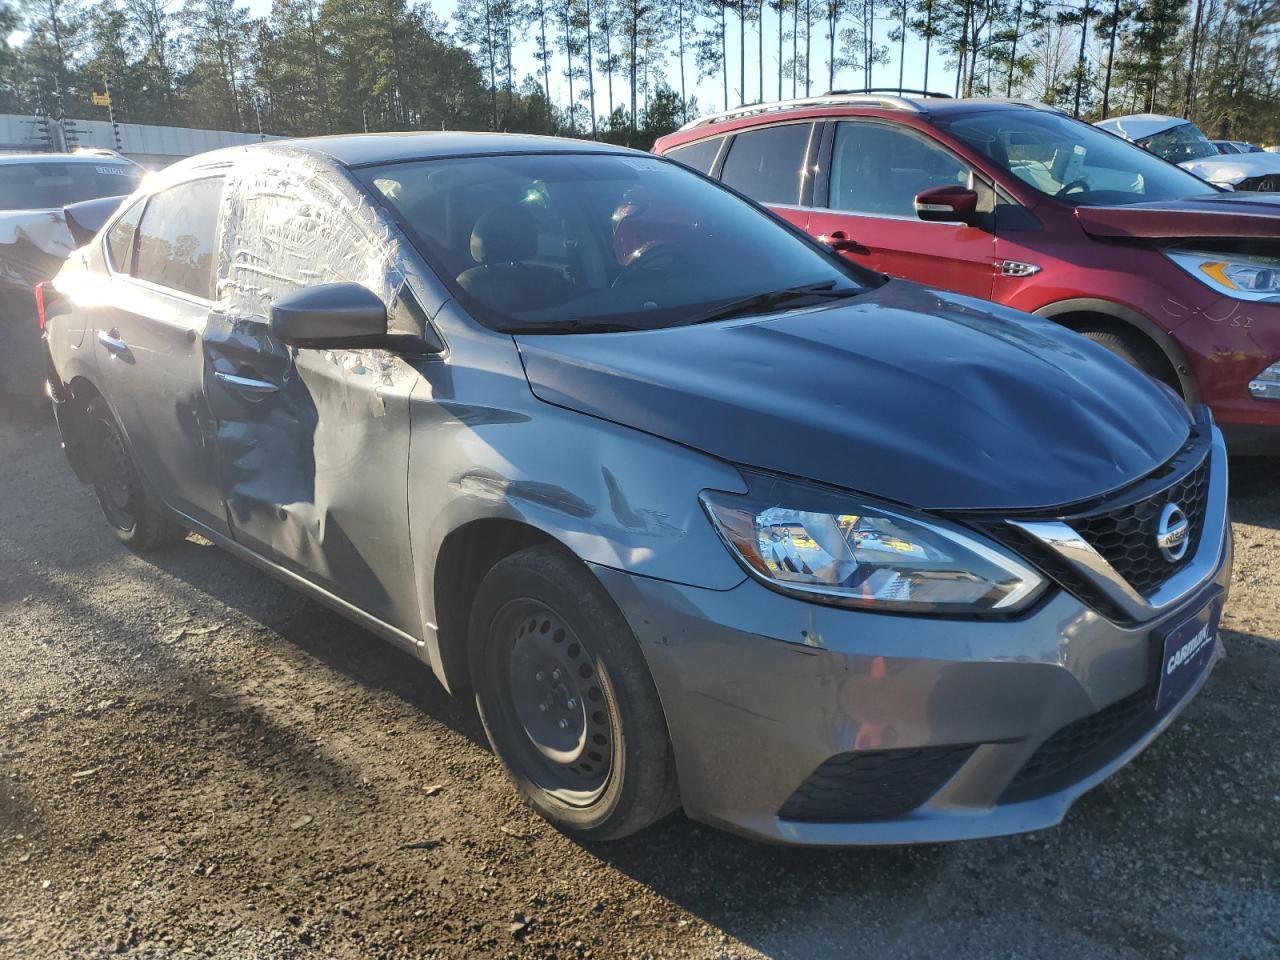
[[133, 178, 223, 299], [0, 160, 141, 210], [719, 123, 813, 205], [665, 136, 725, 174], [105, 200, 145, 273], [829, 122, 973, 217]]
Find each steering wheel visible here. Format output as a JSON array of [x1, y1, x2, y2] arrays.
[[1056, 178, 1090, 198], [611, 242, 686, 289]]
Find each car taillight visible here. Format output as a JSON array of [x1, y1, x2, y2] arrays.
[[34, 282, 58, 330]]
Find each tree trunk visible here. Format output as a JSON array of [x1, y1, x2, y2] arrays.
[[1183, 0, 1204, 117], [1006, 0, 1020, 97], [740, 0, 746, 104], [897, 0, 906, 92], [585, 0, 597, 136], [721, 5, 729, 109], [922, 1, 932, 91], [679, 0, 688, 120], [758, 0, 765, 101], [1073, 0, 1089, 117], [804, 0, 811, 94], [1101, 0, 1120, 118]]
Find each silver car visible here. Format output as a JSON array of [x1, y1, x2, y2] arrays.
[[41, 133, 1231, 844]]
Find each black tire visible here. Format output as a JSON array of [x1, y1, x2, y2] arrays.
[[85, 396, 185, 551], [1080, 327, 1182, 395], [468, 544, 679, 841]]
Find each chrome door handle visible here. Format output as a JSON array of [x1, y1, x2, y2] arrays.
[[97, 330, 127, 352], [214, 371, 279, 395]]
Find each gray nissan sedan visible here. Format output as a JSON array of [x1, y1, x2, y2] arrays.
[[40, 133, 1231, 845]]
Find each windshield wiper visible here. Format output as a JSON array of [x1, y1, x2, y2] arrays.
[[677, 281, 862, 327]]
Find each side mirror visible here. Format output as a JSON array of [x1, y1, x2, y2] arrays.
[[64, 195, 127, 246], [914, 185, 980, 225], [270, 282, 389, 349]]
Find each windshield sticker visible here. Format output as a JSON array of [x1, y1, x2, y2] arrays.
[[96, 165, 134, 176]]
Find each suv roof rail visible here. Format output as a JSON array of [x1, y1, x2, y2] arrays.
[[677, 93, 924, 131], [825, 87, 953, 99]]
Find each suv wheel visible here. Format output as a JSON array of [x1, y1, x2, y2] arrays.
[[1079, 327, 1182, 395], [468, 545, 679, 841], [86, 396, 185, 550]]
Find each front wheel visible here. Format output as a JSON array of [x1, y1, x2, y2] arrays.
[[468, 545, 679, 841], [1079, 328, 1182, 396], [85, 396, 186, 551]]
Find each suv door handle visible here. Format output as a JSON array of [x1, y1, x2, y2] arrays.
[[820, 231, 864, 253], [214, 371, 279, 395], [97, 329, 127, 353]]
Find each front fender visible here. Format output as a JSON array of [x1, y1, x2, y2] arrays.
[[406, 310, 749, 650]]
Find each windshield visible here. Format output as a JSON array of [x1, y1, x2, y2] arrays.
[[359, 153, 867, 333], [936, 110, 1218, 206], [1137, 122, 1220, 163], [0, 160, 141, 210]]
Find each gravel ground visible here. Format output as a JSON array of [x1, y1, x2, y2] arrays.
[[1, 406, 1277, 960]]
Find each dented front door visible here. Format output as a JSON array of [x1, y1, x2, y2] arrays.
[[204, 320, 422, 635]]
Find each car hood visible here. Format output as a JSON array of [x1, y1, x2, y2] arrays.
[[515, 282, 1192, 511], [1179, 151, 1280, 185], [1075, 192, 1280, 240]]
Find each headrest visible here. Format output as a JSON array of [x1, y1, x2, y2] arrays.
[[470, 203, 538, 264]]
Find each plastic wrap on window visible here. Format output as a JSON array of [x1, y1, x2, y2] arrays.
[[0, 210, 75, 290]]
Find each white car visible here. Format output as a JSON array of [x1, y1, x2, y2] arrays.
[[1096, 114, 1280, 192]]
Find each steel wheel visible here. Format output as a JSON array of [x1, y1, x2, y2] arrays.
[[497, 599, 613, 803], [94, 413, 140, 534]]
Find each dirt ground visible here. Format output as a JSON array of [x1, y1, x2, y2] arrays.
[[1, 406, 1277, 960]]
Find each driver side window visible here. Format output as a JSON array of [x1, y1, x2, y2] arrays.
[[828, 122, 974, 218]]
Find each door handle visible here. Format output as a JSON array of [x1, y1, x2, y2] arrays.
[[820, 231, 864, 253], [97, 329, 127, 353], [214, 371, 279, 395]]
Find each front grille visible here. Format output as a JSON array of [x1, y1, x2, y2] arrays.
[[972, 431, 1213, 618], [1067, 454, 1210, 597], [1001, 684, 1158, 803], [778, 744, 976, 822]]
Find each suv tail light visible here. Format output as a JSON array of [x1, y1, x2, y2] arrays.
[[34, 281, 60, 330]]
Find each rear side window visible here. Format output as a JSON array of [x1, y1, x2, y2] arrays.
[[664, 136, 725, 174], [105, 200, 144, 273], [829, 122, 973, 217], [719, 123, 813, 205], [0, 161, 141, 210], [133, 178, 223, 299]]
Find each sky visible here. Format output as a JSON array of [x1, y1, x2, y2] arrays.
[[240, 0, 964, 124]]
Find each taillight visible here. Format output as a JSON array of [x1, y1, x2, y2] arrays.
[[34, 281, 61, 331], [34, 282, 50, 330]]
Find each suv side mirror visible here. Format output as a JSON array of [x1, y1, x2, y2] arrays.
[[270, 282, 389, 349], [914, 185, 980, 226]]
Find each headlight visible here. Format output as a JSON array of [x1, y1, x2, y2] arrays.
[[1167, 249, 1280, 301], [700, 474, 1046, 615], [1249, 361, 1280, 400]]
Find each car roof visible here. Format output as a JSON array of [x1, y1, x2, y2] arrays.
[[671, 93, 1065, 136], [253, 131, 643, 168], [1094, 114, 1188, 141]]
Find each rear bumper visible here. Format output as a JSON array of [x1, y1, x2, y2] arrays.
[[590, 533, 1231, 846]]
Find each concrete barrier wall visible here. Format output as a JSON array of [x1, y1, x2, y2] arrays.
[[0, 114, 280, 166]]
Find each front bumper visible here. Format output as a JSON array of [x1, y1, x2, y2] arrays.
[[591, 527, 1231, 846]]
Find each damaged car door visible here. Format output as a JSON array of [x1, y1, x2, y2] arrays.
[[202, 163, 423, 635]]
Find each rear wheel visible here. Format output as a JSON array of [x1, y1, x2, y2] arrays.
[[468, 545, 678, 841], [1079, 327, 1182, 395], [85, 396, 185, 551]]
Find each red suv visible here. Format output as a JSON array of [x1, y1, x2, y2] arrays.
[[654, 94, 1280, 453]]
